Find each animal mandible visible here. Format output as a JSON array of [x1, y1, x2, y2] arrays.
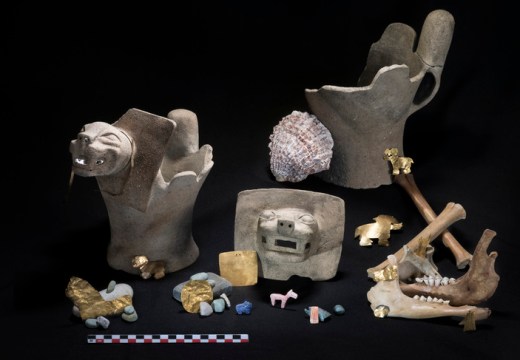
[[355, 215, 403, 247], [270, 289, 298, 309], [383, 148, 414, 175]]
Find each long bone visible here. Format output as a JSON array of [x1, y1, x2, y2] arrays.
[[394, 173, 472, 268], [367, 255, 491, 328], [400, 229, 499, 306], [367, 202, 466, 279]]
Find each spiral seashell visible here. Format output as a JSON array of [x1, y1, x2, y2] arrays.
[[269, 111, 333, 182]]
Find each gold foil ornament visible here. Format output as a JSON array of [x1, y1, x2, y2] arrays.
[[180, 280, 213, 313], [65, 277, 132, 320], [374, 305, 390, 318], [219, 250, 258, 286], [355, 215, 403, 247], [373, 265, 398, 282]]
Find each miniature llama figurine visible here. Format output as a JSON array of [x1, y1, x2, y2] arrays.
[[270, 289, 298, 309], [383, 148, 414, 175]]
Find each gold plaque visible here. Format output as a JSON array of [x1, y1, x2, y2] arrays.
[[219, 250, 258, 286]]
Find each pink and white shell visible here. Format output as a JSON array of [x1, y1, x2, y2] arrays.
[[268, 111, 333, 182]]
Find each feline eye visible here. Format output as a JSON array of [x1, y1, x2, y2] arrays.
[[103, 133, 120, 142], [95, 159, 105, 165], [298, 214, 315, 224], [259, 210, 277, 220], [74, 157, 87, 165]]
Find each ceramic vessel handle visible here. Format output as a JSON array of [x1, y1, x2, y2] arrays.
[[408, 10, 455, 115]]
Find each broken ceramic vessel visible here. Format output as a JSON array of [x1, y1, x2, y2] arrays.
[[234, 188, 345, 281], [69, 108, 214, 276], [305, 9, 454, 188]]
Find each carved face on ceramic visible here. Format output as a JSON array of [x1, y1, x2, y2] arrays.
[[235, 188, 345, 281], [69, 122, 132, 177], [258, 208, 319, 263]]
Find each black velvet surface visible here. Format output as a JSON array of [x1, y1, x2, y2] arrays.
[[9, 2, 518, 359]]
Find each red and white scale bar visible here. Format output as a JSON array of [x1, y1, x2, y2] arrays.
[[88, 334, 249, 344]]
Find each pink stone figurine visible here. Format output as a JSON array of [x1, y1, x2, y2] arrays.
[[270, 289, 298, 309]]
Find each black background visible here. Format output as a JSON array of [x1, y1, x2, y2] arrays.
[[9, 1, 518, 359]]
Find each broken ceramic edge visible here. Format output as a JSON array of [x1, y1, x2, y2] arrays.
[[172, 272, 232, 302], [355, 215, 403, 247], [234, 188, 345, 281]]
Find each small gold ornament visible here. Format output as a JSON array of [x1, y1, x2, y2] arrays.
[[355, 215, 403, 247], [180, 280, 213, 313], [132, 255, 166, 280], [383, 148, 414, 175], [374, 305, 390, 318], [373, 265, 398, 282]]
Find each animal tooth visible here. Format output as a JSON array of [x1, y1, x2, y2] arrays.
[[428, 276, 435, 286], [420, 296, 427, 302], [367, 253, 492, 324], [449, 278, 456, 284], [413, 295, 420, 300], [415, 277, 424, 283], [441, 277, 449, 286], [434, 277, 441, 287], [427, 296, 433, 302], [443, 300, 450, 305]]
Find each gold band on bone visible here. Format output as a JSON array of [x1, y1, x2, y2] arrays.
[[367, 202, 466, 278], [384, 148, 472, 269]]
